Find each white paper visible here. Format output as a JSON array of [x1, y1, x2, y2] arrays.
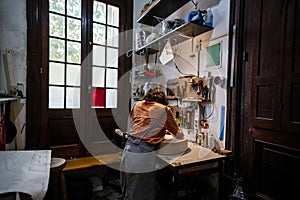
[[159, 40, 174, 65], [0, 150, 51, 200]]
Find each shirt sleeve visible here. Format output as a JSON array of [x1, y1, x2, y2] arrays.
[[164, 107, 182, 137]]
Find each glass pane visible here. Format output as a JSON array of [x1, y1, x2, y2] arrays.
[[93, 23, 106, 45], [49, 86, 64, 108], [49, 0, 65, 14], [49, 13, 65, 38], [106, 89, 117, 108], [49, 38, 65, 62], [67, 41, 81, 63], [107, 27, 119, 47], [92, 67, 105, 87], [93, 45, 105, 66], [107, 5, 119, 27], [67, 64, 81, 86], [93, 1, 106, 23], [66, 87, 80, 108], [91, 87, 105, 108], [67, 17, 81, 41], [67, 0, 81, 18], [106, 68, 118, 88], [49, 62, 65, 85], [107, 48, 118, 67]]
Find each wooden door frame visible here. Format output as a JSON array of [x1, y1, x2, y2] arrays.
[[26, 0, 133, 155]]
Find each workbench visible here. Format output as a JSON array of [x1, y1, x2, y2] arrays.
[[156, 143, 226, 199]]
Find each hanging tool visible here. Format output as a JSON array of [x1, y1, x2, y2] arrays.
[[189, 38, 195, 59], [144, 51, 157, 77]]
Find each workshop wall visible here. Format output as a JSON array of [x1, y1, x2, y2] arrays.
[[0, 0, 27, 150], [132, 0, 230, 148]]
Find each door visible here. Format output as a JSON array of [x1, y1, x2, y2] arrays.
[[240, 0, 300, 199], [27, 0, 132, 158]]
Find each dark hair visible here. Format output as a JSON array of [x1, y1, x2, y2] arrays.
[[143, 87, 169, 106]]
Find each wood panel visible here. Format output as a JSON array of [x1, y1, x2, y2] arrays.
[[254, 141, 300, 199], [237, 0, 300, 199]]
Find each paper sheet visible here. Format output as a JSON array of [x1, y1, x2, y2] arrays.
[[0, 150, 51, 200]]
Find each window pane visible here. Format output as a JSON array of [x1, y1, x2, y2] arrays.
[[93, 1, 106, 24], [91, 87, 105, 108], [66, 87, 80, 108], [106, 89, 117, 108], [49, 86, 64, 108], [93, 45, 105, 66], [49, 62, 65, 85], [106, 68, 118, 88], [107, 48, 118, 67], [67, 64, 81, 86], [93, 23, 106, 45], [67, 41, 81, 63], [49, 38, 65, 62], [67, 0, 81, 18], [107, 5, 119, 27], [67, 17, 81, 41], [49, 13, 65, 38], [92, 67, 105, 87], [107, 27, 119, 47], [49, 0, 65, 14]]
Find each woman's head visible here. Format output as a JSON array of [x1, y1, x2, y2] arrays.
[[143, 87, 169, 106]]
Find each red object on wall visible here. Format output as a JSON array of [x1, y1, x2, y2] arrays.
[[91, 88, 106, 107]]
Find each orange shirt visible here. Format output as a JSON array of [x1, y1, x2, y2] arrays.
[[129, 100, 183, 145]]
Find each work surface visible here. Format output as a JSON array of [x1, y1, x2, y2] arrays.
[[64, 143, 225, 173], [157, 143, 225, 172]]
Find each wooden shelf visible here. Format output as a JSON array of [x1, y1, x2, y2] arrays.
[[137, 0, 190, 26], [0, 95, 20, 103], [135, 22, 213, 54], [166, 96, 181, 100]]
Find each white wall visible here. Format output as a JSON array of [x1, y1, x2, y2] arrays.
[[0, 0, 27, 149], [132, 0, 230, 147]]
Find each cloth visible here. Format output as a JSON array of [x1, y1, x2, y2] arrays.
[[120, 138, 156, 200], [129, 100, 182, 145]]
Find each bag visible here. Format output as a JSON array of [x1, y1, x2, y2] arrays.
[[0, 104, 6, 150], [5, 102, 17, 144]]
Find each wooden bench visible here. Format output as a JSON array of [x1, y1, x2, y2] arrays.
[[63, 153, 122, 172]]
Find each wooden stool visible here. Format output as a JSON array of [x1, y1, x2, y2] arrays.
[[45, 158, 67, 200]]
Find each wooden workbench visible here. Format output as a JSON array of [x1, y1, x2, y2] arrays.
[[157, 143, 227, 199]]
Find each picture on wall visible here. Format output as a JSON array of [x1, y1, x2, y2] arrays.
[[205, 41, 222, 69]]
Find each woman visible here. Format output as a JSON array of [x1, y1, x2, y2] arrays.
[[120, 87, 184, 200]]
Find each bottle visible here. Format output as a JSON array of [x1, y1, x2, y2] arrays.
[[201, 125, 209, 147], [205, 8, 213, 27], [175, 111, 181, 127]]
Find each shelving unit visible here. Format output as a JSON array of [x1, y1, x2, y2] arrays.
[[135, 22, 213, 55], [137, 0, 190, 26]]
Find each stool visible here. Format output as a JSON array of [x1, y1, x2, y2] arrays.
[[45, 157, 67, 200]]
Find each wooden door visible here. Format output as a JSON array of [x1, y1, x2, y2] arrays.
[[240, 0, 300, 199], [27, 0, 132, 158]]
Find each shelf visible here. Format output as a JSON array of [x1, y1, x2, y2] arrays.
[[137, 0, 190, 26], [135, 22, 213, 55], [166, 96, 181, 100], [0, 97, 20, 103]]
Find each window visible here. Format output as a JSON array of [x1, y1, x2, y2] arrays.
[[91, 1, 119, 108], [49, 0, 82, 109], [48, 0, 120, 109]]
